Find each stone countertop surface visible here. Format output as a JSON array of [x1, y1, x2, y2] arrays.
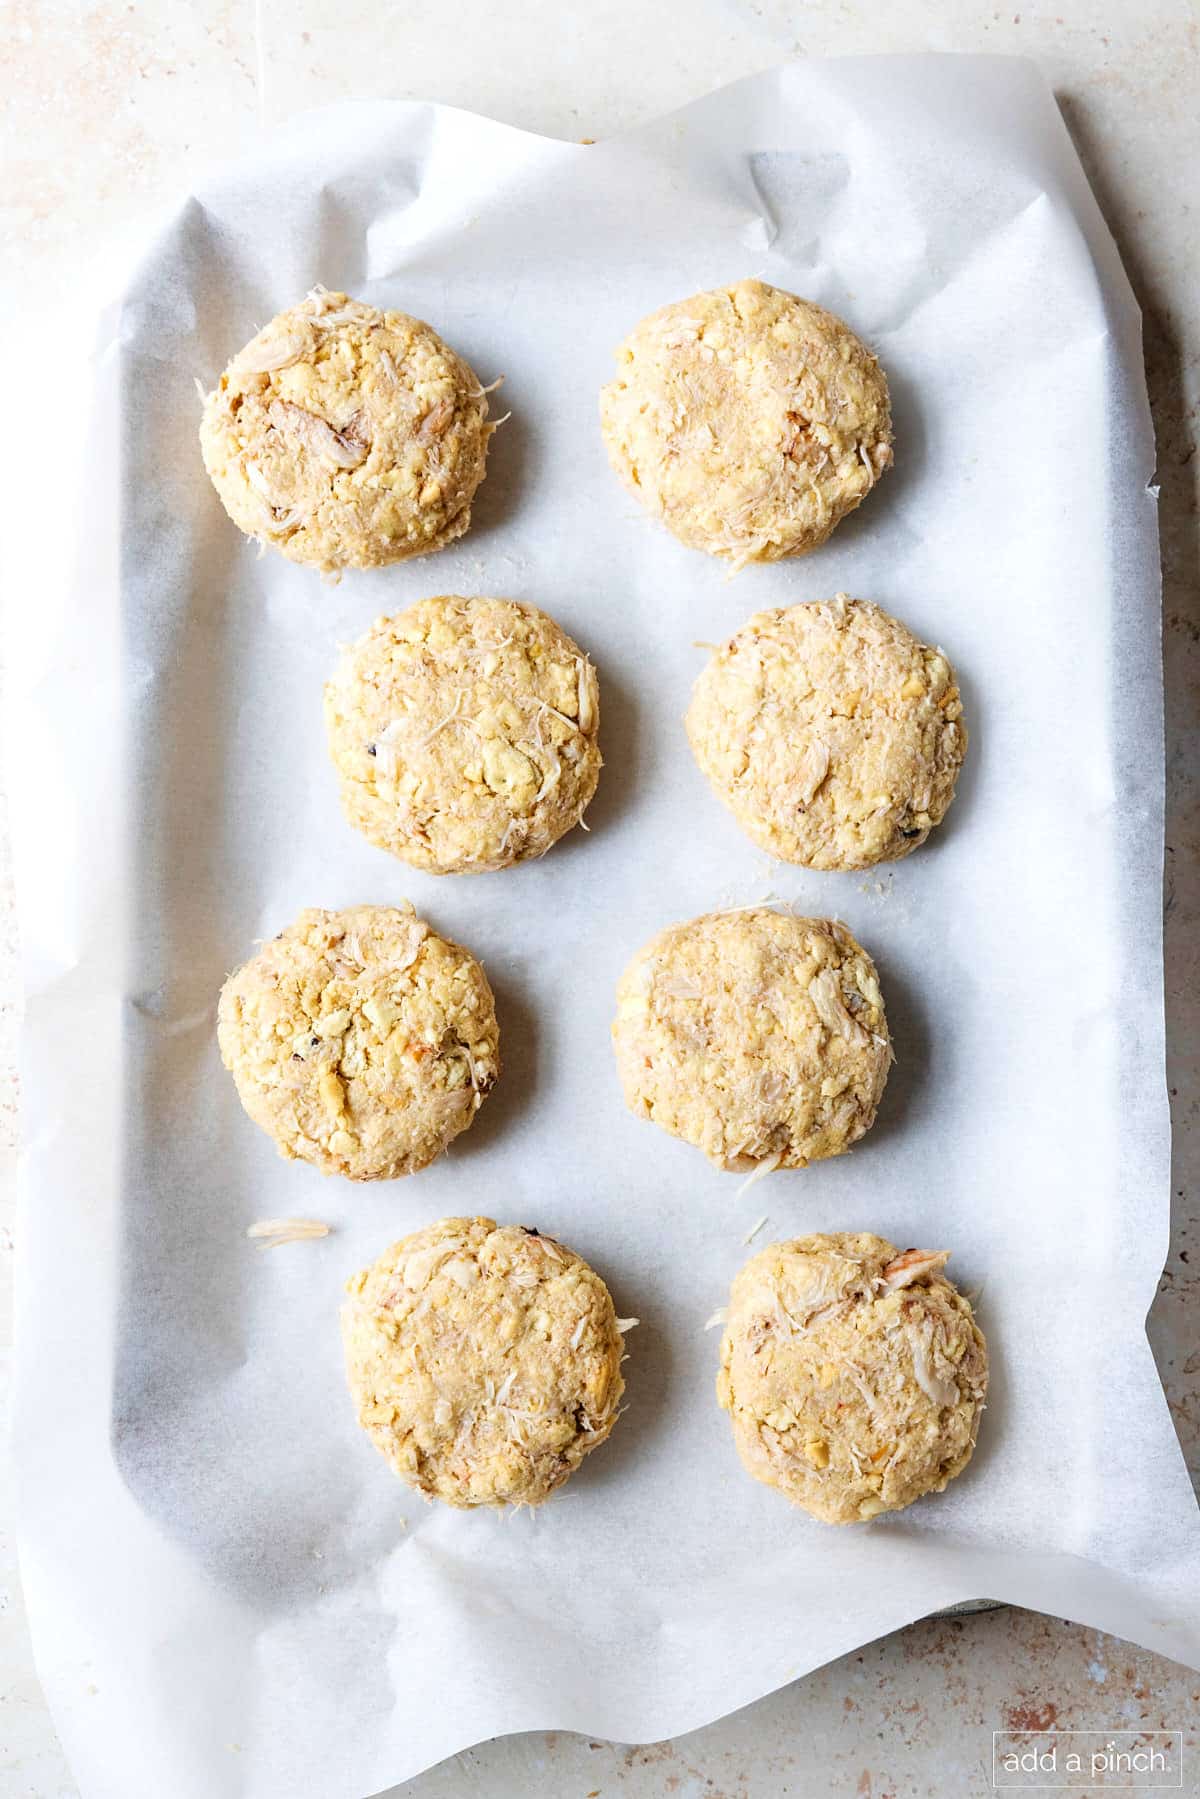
[[0, 3, 1196, 1795]]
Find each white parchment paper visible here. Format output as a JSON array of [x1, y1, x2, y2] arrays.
[[7, 56, 1199, 1799]]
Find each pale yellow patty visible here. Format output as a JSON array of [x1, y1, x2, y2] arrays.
[[199, 288, 496, 572], [217, 905, 500, 1180], [325, 596, 602, 874], [342, 1217, 628, 1507], [687, 596, 967, 870], [599, 280, 892, 568], [612, 909, 891, 1172], [717, 1233, 988, 1524]]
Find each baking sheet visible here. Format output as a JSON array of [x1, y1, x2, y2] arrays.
[[7, 55, 1199, 1799]]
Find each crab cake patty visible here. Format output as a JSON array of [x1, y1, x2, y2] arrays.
[[325, 596, 601, 874], [717, 1233, 988, 1523], [342, 1217, 627, 1507], [599, 279, 892, 568], [612, 909, 890, 1172], [199, 288, 496, 572], [687, 596, 967, 870], [217, 904, 499, 1180]]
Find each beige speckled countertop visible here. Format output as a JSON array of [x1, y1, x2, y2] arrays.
[[1, 4, 1197, 1795]]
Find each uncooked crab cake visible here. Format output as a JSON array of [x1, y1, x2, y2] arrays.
[[199, 288, 498, 572], [686, 596, 967, 870], [717, 1233, 988, 1523], [324, 595, 602, 874], [612, 908, 891, 1173], [599, 279, 892, 567], [342, 1217, 629, 1507], [217, 904, 500, 1180]]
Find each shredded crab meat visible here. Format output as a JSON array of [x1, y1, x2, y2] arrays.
[[704, 1306, 729, 1331], [657, 972, 702, 1001], [418, 398, 456, 440], [771, 1291, 805, 1335], [771, 1268, 847, 1333], [736, 1148, 783, 1198], [247, 1217, 331, 1248], [882, 1248, 950, 1290], [418, 688, 465, 749], [234, 330, 311, 375], [268, 398, 370, 469], [711, 895, 781, 917], [383, 917, 430, 972], [243, 459, 281, 503], [843, 1361, 882, 1420], [743, 1213, 769, 1246], [298, 288, 378, 332], [616, 1317, 639, 1333], [807, 967, 869, 1046], [793, 738, 831, 809], [576, 658, 596, 734], [538, 699, 582, 735], [909, 1326, 960, 1409], [518, 738, 562, 804]]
